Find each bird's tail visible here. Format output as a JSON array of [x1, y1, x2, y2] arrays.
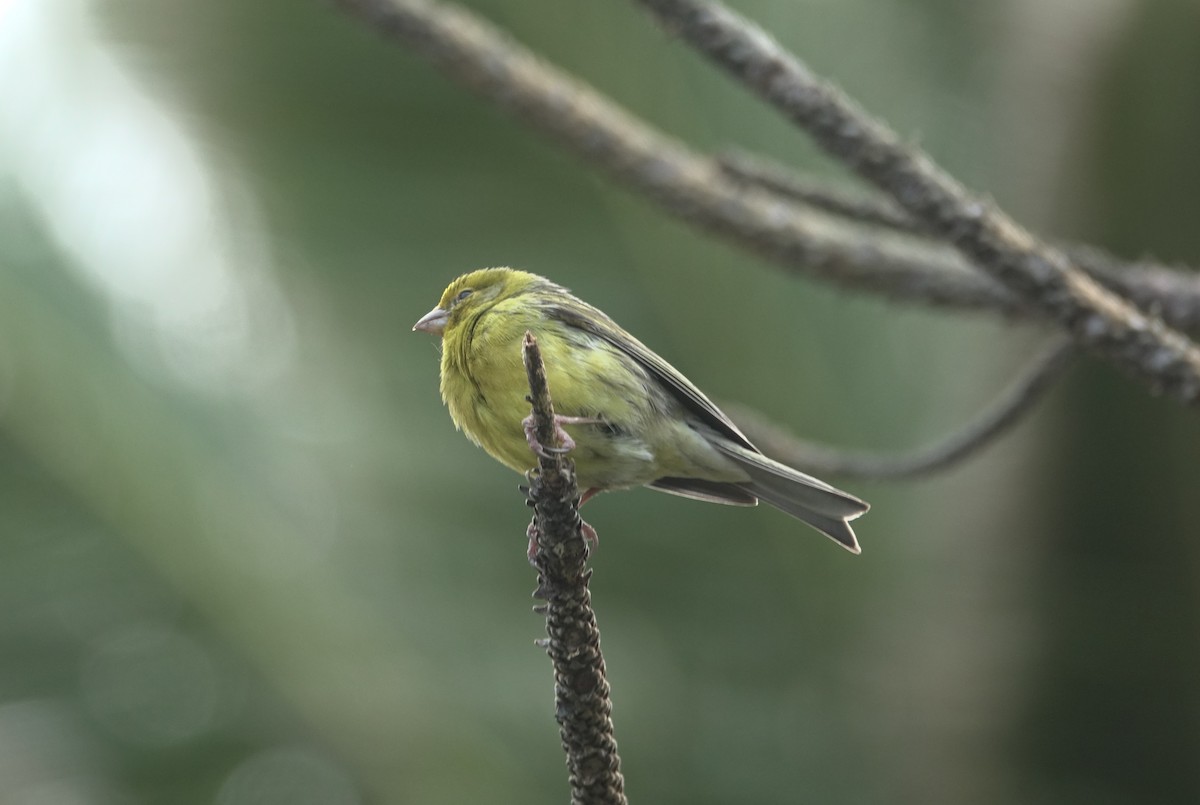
[[714, 440, 869, 553]]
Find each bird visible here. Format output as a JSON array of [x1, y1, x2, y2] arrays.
[[413, 267, 868, 552]]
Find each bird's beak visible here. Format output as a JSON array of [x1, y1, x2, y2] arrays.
[[413, 306, 449, 335]]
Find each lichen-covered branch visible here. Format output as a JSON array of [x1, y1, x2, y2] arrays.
[[632, 0, 1200, 404], [522, 333, 627, 805], [729, 337, 1075, 480]]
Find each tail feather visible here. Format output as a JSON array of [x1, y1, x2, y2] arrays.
[[714, 440, 868, 553], [737, 481, 863, 553]]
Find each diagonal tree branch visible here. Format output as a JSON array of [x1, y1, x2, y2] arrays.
[[335, 0, 1200, 345], [728, 336, 1075, 480], [522, 333, 627, 805], [631, 0, 1200, 404], [333, 0, 1023, 316], [718, 154, 1200, 333]]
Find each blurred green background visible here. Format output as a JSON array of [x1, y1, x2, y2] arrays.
[[2, 0, 1199, 803]]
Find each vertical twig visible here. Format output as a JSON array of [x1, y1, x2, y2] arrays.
[[522, 332, 627, 805]]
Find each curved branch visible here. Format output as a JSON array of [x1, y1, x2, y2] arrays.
[[522, 333, 627, 805], [728, 337, 1075, 480], [633, 0, 1200, 404]]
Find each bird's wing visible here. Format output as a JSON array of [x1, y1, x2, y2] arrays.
[[544, 302, 757, 451]]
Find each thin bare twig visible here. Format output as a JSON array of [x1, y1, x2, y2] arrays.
[[718, 150, 922, 235], [633, 0, 1200, 404], [522, 333, 626, 805], [728, 337, 1075, 480]]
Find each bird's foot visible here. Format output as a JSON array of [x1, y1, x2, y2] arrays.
[[578, 488, 602, 547], [521, 414, 601, 458], [580, 518, 598, 549]]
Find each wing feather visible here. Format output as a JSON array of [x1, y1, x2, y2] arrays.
[[543, 302, 756, 450]]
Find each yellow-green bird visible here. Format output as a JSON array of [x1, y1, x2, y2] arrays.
[[413, 268, 868, 553]]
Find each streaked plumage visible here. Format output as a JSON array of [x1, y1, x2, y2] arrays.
[[413, 268, 868, 552]]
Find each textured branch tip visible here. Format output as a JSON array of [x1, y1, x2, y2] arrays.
[[522, 332, 588, 568], [521, 332, 627, 805]]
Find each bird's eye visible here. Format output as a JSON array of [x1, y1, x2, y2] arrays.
[[455, 289, 473, 303]]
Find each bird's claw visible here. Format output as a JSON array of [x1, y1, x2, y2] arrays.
[[580, 519, 598, 549], [523, 414, 595, 459]]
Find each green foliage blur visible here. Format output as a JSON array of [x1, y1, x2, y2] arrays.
[[1, 1, 1198, 803]]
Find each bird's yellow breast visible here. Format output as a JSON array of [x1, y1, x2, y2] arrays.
[[439, 296, 694, 489]]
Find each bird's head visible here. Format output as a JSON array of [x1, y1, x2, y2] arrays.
[[412, 267, 536, 337]]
